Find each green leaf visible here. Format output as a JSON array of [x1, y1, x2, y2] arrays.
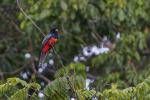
[[61, 1, 68, 10], [118, 10, 125, 21], [44, 77, 69, 100], [9, 88, 28, 100], [44, 75, 85, 99], [0, 78, 27, 97]]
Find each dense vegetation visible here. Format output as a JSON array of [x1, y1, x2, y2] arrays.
[[0, 0, 150, 99]]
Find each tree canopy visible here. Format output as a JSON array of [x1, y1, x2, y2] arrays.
[[0, 0, 150, 99]]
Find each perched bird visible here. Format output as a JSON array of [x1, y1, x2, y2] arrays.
[[38, 28, 62, 68]]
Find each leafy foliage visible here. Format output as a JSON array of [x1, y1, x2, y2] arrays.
[[1, 0, 150, 99], [44, 75, 85, 100], [77, 76, 150, 99], [0, 78, 40, 99], [1, 76, 150, 99], [9, 88, 28, 100]]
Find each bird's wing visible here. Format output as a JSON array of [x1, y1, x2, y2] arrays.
[[42, 34, 52, 45]]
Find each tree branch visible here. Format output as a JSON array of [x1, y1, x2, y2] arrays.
[[0, 62, 29, 78]]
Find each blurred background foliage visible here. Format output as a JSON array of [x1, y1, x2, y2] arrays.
[[0, 0, 150, 99]]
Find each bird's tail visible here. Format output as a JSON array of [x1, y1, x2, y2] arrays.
[[38, 52, 47, 68]]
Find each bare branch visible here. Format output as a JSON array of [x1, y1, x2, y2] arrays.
[[0, 62, 29, 78], [36, 73, 51, 83]]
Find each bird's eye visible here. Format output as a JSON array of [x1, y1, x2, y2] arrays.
[[55, 29, 59, 32]]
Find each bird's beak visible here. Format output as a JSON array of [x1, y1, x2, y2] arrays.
[[58, 31, 64, 34]]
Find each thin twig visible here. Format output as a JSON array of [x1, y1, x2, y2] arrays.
[[36, 73, 51, 83], [0, 62, 29, 76], [16, 0, 45, 37], [51, 47, 65, 67], [66, 76, 78, 99], [51, 45, 78, 99]]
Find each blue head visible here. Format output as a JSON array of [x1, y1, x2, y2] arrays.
[[49, 28, 59, 38]]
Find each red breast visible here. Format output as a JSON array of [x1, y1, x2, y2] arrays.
[[42, 37, 58, 53]]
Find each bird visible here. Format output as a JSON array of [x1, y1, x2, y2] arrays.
[[38, 28, 62, 68]]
